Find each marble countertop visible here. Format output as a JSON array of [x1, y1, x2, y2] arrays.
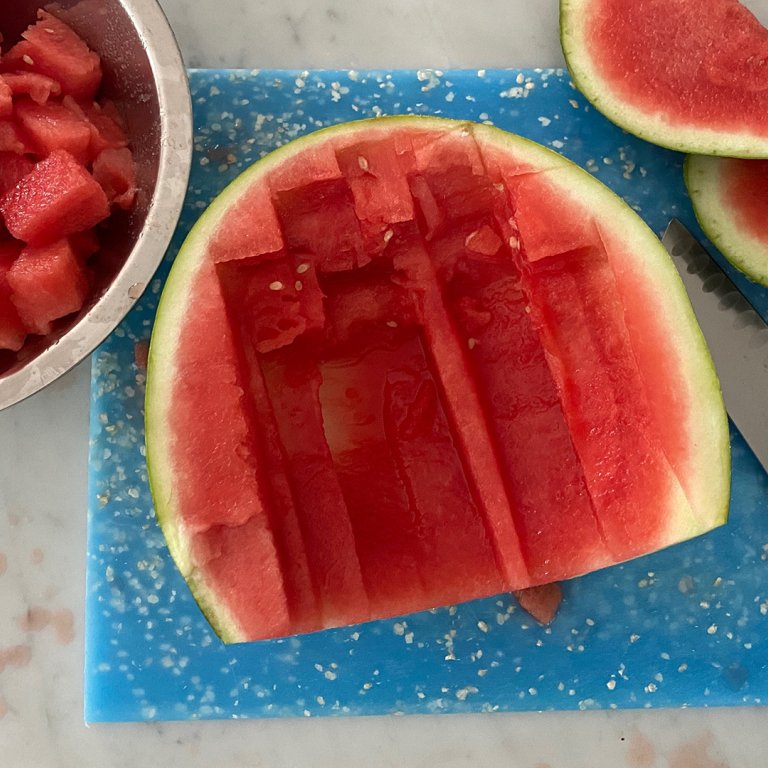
[[2, 0, 768, 765]]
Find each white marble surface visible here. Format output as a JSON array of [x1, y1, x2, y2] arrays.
[[2, 0, 768, 765]]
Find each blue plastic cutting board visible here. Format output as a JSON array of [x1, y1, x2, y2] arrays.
[[85, 68, 768, 723]]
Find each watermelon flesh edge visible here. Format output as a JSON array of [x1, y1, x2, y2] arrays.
[[560, 0, 768, 157], [146, 117, 729, 643]]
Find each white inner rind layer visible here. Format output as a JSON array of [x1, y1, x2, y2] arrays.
[[146, 116, 730, 643], [685, 155, 768, 287], [560, 0, 768, 159]]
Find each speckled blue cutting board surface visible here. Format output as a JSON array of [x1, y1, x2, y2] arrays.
[[85, 68, 768, 723]]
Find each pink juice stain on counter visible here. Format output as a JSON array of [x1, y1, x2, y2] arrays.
[[0, 645, 32, 672], [16, 607, 75, 645]]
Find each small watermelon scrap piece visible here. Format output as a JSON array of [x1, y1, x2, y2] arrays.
[[0, 152, 33, 197], [0, 241, 26, 350], [514, 583, 563, 625], [92, 147, 137, 210], [1, 149, 110, 245], [5, 11, 102, 102], [2, 72, 61, 104], [14, 100, 92, 162], [6, 239, 89, 335], [82, 103, 129, 155]]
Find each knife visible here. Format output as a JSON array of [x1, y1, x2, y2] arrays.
[[662, 218, 768, 472]]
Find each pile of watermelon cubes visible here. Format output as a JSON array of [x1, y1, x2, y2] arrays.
[[0, 9, 136, 354]]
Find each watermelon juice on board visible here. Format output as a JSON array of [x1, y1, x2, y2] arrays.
[[145, 116, 729, 644]]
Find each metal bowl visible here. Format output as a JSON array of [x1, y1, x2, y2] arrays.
[[0, 0, 192, 410]]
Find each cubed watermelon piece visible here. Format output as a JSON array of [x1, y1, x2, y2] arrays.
[[6, 239, 89, 335], [0, 78, 11, 118], [14, 100, 92, 161], [218, 256, 325, 354], [208, 178, 283, 264], [0, 152, 34, 197], [190, 517, 292, 642], [92, 147, 137, 210], [1, 72, 61, 104], [82, 102, 129, 155], [273, 178, 366, 272], [0, 241, 26, 350], [335, 139, 415, 254], [4, 11, 101, 101], [68, 229, 100, 260], [0, 120, 29, 154], [1, 149, 109, 244]]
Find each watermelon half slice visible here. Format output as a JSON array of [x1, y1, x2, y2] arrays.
[[685, 156, 768, 286], [146, 116, 730, 644], [560, 0, 768, 157]]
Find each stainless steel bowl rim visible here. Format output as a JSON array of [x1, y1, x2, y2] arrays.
[[0, 0, 193, 411]]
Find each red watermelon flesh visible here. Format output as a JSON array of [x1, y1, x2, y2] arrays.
[[525, 248, 686, 557], [722, 159, 768, 244], [208, 179, 284, 264], [5, 11, 102, 101], [0, 120, 28, 154], [0, 78, 11, 118], [259, 344, 370, 628], [148, 120, 727, 643], [83, 104, 129, 155], [231, 332, 321, 633], [0, 152, 33, 196], [2, 72, 61, 104], [561, 0, 768, 156], [591, 1, 768, 120], [6, 239, 89, 335], [319, 280, 502, 614], [445, 249, 613, 582], [273, 178, 367, 272], [0, 242, 26, 351], [0, 8, 138, 364], [14, 99, 92, 161], [190, 516, 292, 642], [92, 147, 137, 210], [1, 149, 110, 244]]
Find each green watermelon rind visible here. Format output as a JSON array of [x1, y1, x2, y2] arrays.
[[146, 115, 730, 644], [559, 0, 768, 159], [684, 155, 768, 288]]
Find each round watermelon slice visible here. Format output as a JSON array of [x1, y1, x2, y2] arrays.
[[146, 116, 730, 644], [685, 155, 768, 286], [560, 0, 768, 157]]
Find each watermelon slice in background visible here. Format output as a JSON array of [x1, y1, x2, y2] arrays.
[[145, 116, 730, 644], [684, 156, 768, 286], [559, 0, 768, 157]]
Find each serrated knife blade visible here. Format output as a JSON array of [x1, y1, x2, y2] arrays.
[[662, 218, 768, 473]]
